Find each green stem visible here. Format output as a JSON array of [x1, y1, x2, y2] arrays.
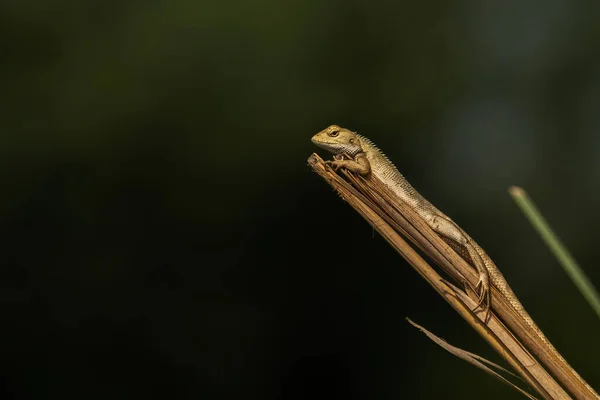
[[509, 186, 600, 320]]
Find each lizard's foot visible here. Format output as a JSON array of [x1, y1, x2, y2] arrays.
[[461, 276, 491, 322], [325, 160, 343, 171], [328, 153, 352, 168], [475, 276, 491, 321], [474, 274, 488, 301], [326, 153, 370, 175]]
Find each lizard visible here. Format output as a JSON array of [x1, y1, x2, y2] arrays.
[[310, 124, 586, 387], [311, 124, 494, 306]]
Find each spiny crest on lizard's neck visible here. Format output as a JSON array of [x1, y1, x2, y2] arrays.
[[355, 134, 396, 167]]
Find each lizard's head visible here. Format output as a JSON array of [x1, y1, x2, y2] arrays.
[[311, 125, 363, 156]]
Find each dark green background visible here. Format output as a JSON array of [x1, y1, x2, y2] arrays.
[[2, 1, 600, 399]]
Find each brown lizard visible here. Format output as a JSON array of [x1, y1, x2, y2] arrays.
[[311, 125, 495, 305], [311, 125, 599, 399]]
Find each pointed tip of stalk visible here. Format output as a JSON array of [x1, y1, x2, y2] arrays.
[[508, 186, 525, 197]]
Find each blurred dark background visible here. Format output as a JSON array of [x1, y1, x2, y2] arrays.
[[2, 1, 600, 399]]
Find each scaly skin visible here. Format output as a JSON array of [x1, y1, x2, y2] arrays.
[[311, 124, 492, 305], [311, 124, 585, 387]]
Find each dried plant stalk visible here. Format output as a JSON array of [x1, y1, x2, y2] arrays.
[[340, 162, 598, 400], [308, 153, 577, 400]]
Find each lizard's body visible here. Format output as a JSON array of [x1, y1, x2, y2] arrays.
[[311, 124, 556, 360]]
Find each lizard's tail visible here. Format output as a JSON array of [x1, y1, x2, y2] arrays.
[[490, 275, 599, 398]]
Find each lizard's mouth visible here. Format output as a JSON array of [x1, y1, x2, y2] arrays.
[[310, 134, 328, 145]]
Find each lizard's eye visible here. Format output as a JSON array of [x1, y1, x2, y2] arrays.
[[328, 130, 339, 137]]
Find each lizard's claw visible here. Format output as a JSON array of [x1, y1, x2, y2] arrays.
[[326, 152, 351, 171], [474, 276, 491, 322], [334, 152, 352, 161], [462, 275, 491, 322], [325, 160, 343, 171]]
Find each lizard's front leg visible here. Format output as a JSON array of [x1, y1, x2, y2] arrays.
[[326, 152, 371, 175]]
